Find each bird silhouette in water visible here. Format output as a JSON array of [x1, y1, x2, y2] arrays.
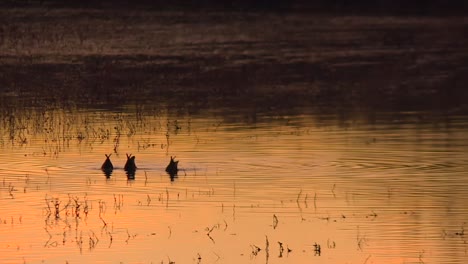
[[101, 154, 113, 177], [165, 156, 179, 181], [124, 153, 137, 179]]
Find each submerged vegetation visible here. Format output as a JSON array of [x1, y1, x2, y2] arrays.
[[0, 98, 467, 263], [8, 167, 455, 263], [0, 7, 465, 160]]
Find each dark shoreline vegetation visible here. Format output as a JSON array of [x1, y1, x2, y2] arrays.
[[0, 6, 467, 118], [1, 0, 468, 15]]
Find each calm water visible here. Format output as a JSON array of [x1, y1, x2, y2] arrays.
[[0, 107, 467, 264], [1, 7, 468, 264]]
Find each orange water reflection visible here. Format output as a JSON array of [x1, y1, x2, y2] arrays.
[[0, 108, 468, 263]]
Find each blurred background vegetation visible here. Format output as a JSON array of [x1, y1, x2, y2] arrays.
[[1, 0, 467, 14], [0, 0, 467, 115]]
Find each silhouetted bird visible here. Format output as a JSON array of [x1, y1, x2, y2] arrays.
[[101, 154, 113, 177], [165, 156, 179, 179], [124, 153, 137, 172]]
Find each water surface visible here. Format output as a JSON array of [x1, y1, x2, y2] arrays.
[[1, 7, 468, 264], [1, 106, 467, 264]]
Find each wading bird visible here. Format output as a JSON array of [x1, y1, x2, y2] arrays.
[[165, 156, 179, 180], [124, 153, 137, 179], [124, 153, 137, 171], [101, 154, 113, 177]]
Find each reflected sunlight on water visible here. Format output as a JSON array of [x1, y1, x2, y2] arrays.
[[0, 5, 467, 263], [0, 107, 467, 263]]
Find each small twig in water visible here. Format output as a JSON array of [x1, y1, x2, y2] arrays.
[[278, 241, 284, 258], [313, 242, 321, 256], [108, 231, 113, 248], [147, 194, 151, 206], [314, 192, 317, 211], [250, 245, 261, 256], [327, 238, 336, 249], [8, 184, 15, 198], [166, 188, 169, 208], [366, 211, 378, 220], [296, 189, 302, 205], [356, 226, 368, 251], [273, 214, 279, 229], [125, 229, 131, 244], [167, 256, 175, 264], [206, 225, 216, 244], [419, 250, 425, 264]]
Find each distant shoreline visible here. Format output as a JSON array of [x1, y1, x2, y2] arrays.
[[0, 8, 467, 113], [1, 0, 467, 16]]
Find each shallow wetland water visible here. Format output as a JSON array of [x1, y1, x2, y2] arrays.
[[1, 6, 468, 264], [1, 106, 467, 263]]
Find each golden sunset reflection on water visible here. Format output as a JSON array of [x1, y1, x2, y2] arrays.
[[0, 2, 466, 262], [0, 107, 468, 263]]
